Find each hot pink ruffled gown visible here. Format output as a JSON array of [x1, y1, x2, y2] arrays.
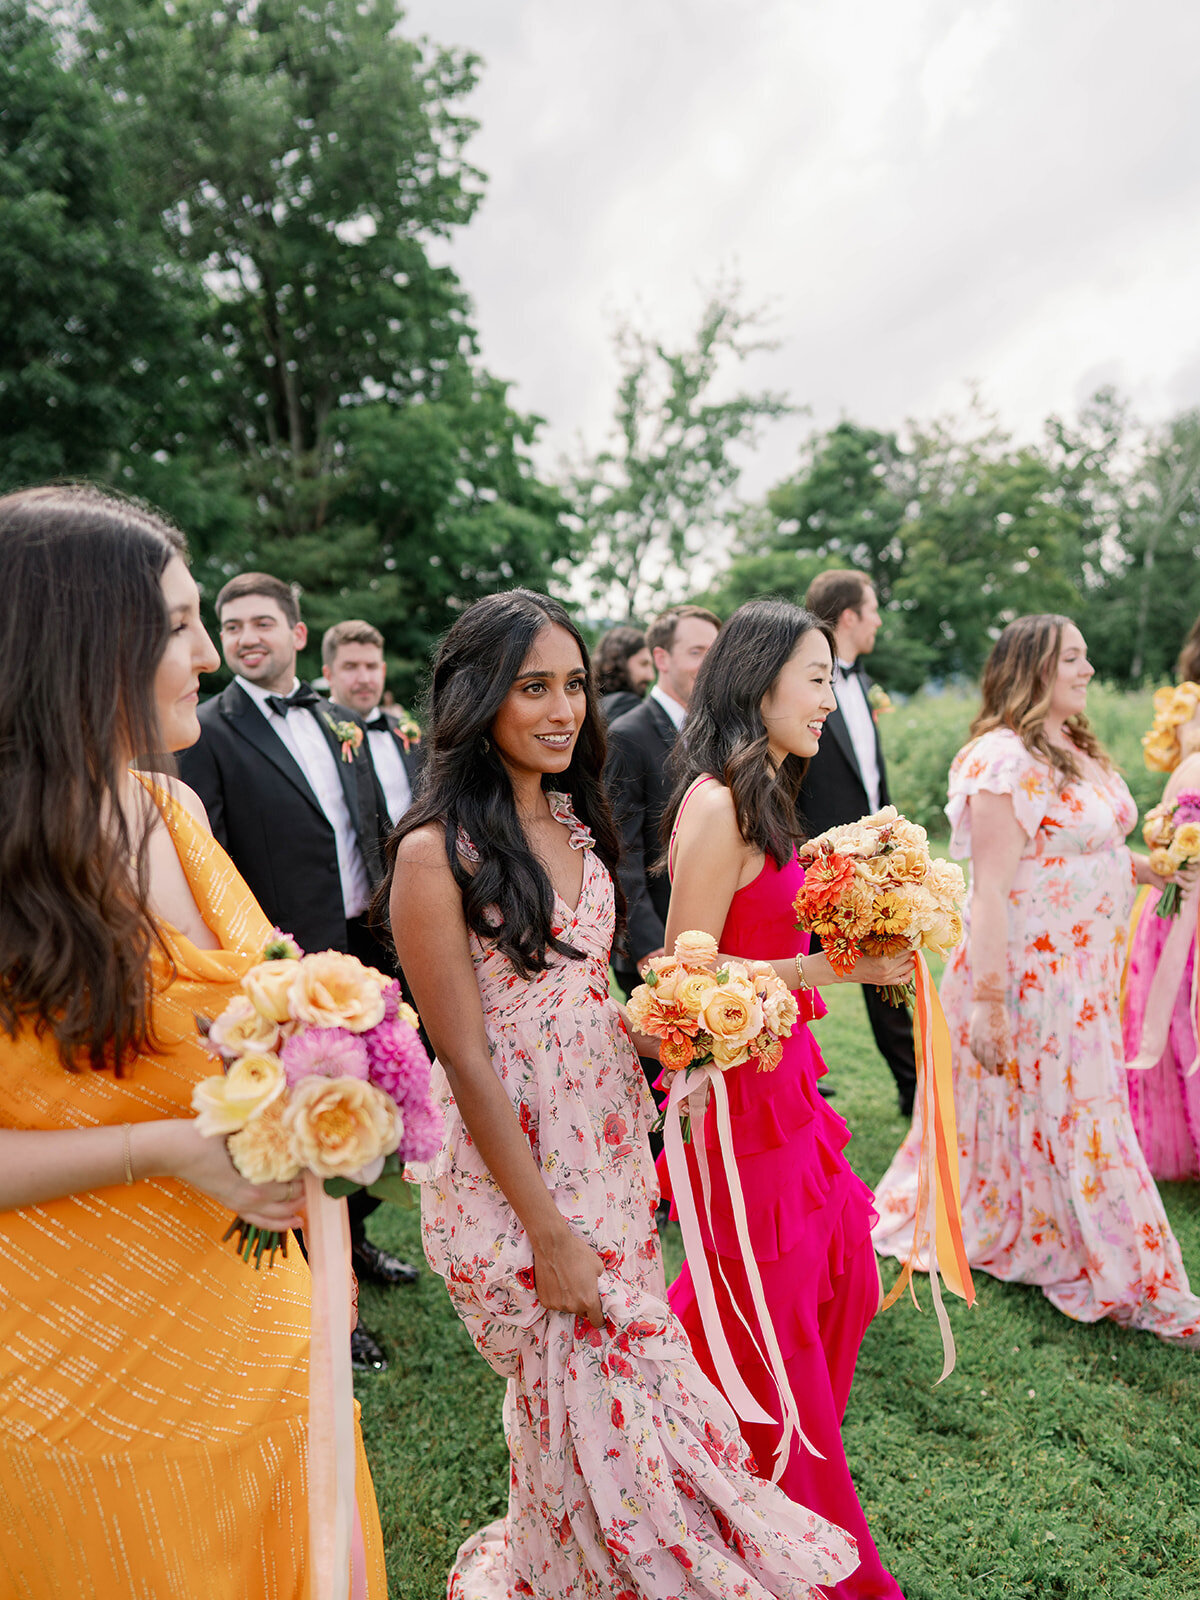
[[410, 794, 860, 1600], [661, 851, 902, 1600], [1123, 891, 1200, 1179]]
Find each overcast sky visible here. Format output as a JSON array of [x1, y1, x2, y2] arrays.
[[400, 0, 1200, 493]]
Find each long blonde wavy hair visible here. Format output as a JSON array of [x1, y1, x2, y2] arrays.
[[969, 614, 1110, 787]]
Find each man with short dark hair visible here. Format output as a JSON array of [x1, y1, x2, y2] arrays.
[[322, 619, 423, 827], [801, 568, 917, 1117], [179, 575, 417, 1370]]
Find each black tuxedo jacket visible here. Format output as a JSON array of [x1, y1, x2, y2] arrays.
[[178, 681, 390, 954], [797, 668, 891, 839], [604, 696, 678, 965]]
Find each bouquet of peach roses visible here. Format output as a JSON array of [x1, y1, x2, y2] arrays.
[[626, 929, 799, 1085], [793, 806, 966, 1005], [194, 931, 440, 1267], [1142, 793, 1200, 919]]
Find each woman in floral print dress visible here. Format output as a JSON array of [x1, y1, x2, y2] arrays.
[[873, 615, 1200, 1342], [386, 590, 859, 1600]]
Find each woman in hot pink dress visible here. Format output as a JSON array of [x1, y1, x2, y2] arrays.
[[873, 616, 1200, 1343], [1122, 692, 1200, 1178], [387, 591, 859, 1600], [662, 599, 913, 1600]]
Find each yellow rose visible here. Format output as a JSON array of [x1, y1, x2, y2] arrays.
[[227, 1099, 302, 1183], [763, 985, 799, 1035], [1169, 822, 1200, 865], [207, 994, 281, 1057], [396, 1001, 420, 1030], [676, 971, 720, 1016], [1149, 847, 1174, 877], [707, 1034, 753, 1071], [673, 930, 719, 970], [192, 1052, 286, 1136], [243, 959, 302, 1024], [288, 952, 386, 1033], [702, 984, 764, 1047], [284, 1076, 400, 1178], [884, 846, 929, 884], [891, 817, 929, 848], [651, 961, 685, 1006]]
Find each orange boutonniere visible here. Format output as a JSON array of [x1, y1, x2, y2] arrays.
[[323, 713, 364, 763], [867, 684, 893, 723]]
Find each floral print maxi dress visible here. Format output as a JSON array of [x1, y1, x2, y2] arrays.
[[872, 730, 1200, 1337], [409, 793, 860, 1600]]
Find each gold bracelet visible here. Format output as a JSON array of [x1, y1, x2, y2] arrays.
[[794, 952, 811, 991], [121, 1123, 134, 1186]]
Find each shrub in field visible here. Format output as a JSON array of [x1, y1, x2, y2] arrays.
[[880, 682, 1166, 837]]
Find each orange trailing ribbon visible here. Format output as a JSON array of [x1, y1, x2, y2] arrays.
[[879, 953, 974, 1380], [662, 1065, 822, 1478], [302, 1173, 368, 1600], [1124, 883, 1200, 1076]]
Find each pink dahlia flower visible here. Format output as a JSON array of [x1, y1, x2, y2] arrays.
[[280, 1026, 370, 1087], [362, 1017, 432, 1104]]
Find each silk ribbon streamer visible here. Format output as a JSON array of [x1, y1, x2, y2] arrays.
[[879, 954, 974, 1381], [662, 1064, 822, 1476], [1125, 883, 1200, 1076], [302, 1174, 362, 1600]]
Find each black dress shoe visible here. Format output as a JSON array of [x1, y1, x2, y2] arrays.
[[351, 1237, 419, 1287], [654, 1199, 672, 1231], [350, 1325, 388, 1373], [817, 1080, 837, 1099]]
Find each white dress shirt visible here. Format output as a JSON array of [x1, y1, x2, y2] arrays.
[[366, 720, 413, 827], [649, 683, 688, 730], [236, 675, 371, 918], [835, 662, 881, 813]]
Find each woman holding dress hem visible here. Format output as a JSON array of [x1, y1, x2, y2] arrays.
[[385, 589, 860, 1600]]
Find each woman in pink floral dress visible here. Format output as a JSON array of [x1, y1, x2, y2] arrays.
[[386, 590, 859, 1599], [873, 615, 1200, 1342]]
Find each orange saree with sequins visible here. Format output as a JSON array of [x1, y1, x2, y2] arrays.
[[0, 786, 386, 1599]]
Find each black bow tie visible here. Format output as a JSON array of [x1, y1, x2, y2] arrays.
[[837, 660, 864, 681], [363, 710, 389, 730], [265, 683, 321, 717]]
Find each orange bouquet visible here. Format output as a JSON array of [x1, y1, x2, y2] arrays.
[[793, 806, 966, 1004], [626, 929, 799, 1077]]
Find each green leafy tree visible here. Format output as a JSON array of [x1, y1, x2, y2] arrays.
[[0, 1, 203, 491], [571, 288, 794, 619], [71, 0, 570, 689]]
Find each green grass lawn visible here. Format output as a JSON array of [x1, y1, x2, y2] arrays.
[[358, 985, 1200, 1599]]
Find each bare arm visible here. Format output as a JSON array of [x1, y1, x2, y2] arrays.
[[665, 782, 914, 991], [390, 825, 604, 1327], [966, 790, 1028, 1073], [0, 1119, 305, 1230]]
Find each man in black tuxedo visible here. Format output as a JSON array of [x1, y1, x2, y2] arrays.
[[800, 569, 917, 1117], [322, 619, 424, 828], [178, 573, 416, 1373], [605, 605, 720, 1174]]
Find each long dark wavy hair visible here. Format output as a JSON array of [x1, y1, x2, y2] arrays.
[[662, 599, 834, 868], [969, 614, 1109, 786], [0, 485, 185, 1072], [377, 590, 624, 975]]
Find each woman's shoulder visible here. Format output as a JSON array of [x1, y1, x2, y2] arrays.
[[952, 727, 1043, 785]]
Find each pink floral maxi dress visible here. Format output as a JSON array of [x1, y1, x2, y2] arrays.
[[872, 730, 1200, 1337], [1122, 890, 1200, 1179], [409, 794, 860, 1600]]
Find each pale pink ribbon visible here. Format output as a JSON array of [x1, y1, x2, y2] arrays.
[[302, 1174, 368, 1600], [1125, 885, 1200, 1077], [662, 1064, 821, 1478]]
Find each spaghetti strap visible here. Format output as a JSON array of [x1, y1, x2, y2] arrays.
[[667, 773, 718, 880]]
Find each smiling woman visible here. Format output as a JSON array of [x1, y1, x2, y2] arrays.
[[379, 588, 862, 1599]]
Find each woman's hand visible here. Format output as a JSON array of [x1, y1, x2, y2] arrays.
[[844, 951, 917, 989], [968, 999, 1012, 1075], [532, 1225, 605, 1329], [149, 1120, 307, 1231]]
